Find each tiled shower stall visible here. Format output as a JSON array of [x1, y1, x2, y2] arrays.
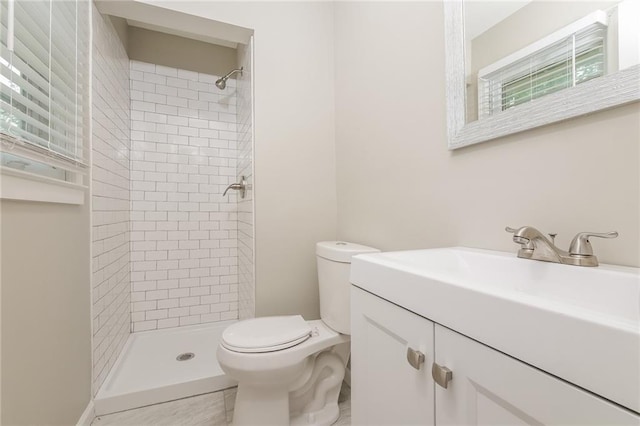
[[236, 42, 254, 322], [128, 59, 240, 332], [91, 7, 132, 394], [91, 8, 254, 397]]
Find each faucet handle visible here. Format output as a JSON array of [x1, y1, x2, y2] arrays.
[[505, 226, 518, 233], [569, 231, 618, 256]]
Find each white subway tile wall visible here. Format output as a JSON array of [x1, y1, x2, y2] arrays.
[[92, 6, 131, 395], [129, 60, 239, 331], [237, 40, 255, 320]]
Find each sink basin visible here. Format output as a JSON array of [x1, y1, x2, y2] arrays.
[[350, 247, 640, 413]]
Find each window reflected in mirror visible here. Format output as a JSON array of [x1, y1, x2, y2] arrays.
[[464, 0, 639, 124]]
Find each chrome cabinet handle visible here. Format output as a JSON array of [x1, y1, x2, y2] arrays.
[[432, 362, 453, 389], [406, 347, 425, 370], [222, 176, 247, 199], [569, 231, 618, 256]]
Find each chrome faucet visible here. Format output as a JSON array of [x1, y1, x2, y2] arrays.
[[506, 226, 618, 267]]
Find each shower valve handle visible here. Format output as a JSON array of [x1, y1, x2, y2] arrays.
[[223, 176, 247, 199]]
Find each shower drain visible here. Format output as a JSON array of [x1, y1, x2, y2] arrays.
[[176, 352, 195, 361]]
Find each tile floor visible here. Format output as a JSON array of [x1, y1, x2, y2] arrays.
[[92, 384, 351, 426]]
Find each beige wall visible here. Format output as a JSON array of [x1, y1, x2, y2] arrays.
[[137, 1, 338, 319], [335, 1, 639, 267], [128, 26, 238, 77], [1, 199, 91, 425]]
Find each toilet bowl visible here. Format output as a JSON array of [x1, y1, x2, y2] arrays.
[[218, 318, 350, 425], [217, 241, 379, 426]]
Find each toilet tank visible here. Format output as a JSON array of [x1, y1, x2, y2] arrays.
[[316, 241, 379, 334]]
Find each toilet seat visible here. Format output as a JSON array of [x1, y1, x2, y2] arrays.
[[222, 315, 312, 353], [217, 319, 350, 374]]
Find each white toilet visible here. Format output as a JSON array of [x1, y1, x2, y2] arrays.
[[217, 241, 379, 426]]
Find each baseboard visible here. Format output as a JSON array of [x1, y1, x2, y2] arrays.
[[76, 399, 95, 426]]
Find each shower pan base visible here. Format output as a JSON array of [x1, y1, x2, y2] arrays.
[[94, 321, 237, 415]]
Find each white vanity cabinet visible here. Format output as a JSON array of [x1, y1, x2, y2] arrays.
[[351, 286, 640, 426], [435, 325, 638, 425], [351, 287, 435, 426]]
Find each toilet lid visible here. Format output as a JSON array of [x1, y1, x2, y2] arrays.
[[221, 315, 313, 353]]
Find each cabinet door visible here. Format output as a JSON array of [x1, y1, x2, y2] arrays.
[[434, 325, 639, 425], [351, 286, 435, 426]]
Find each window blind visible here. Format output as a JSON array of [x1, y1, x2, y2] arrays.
[[478, 18, 607, 119], [0, 0, 89, 183]]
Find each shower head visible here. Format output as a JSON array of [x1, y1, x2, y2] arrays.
[[215, 67, 244, 90]]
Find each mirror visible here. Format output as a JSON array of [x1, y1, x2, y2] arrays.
[[444, 0, 640, 149]]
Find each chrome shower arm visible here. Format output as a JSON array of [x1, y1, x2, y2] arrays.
[[223, 67, 243, 79]]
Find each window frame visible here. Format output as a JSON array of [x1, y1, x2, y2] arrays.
[[0, 0, 90, 205]]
